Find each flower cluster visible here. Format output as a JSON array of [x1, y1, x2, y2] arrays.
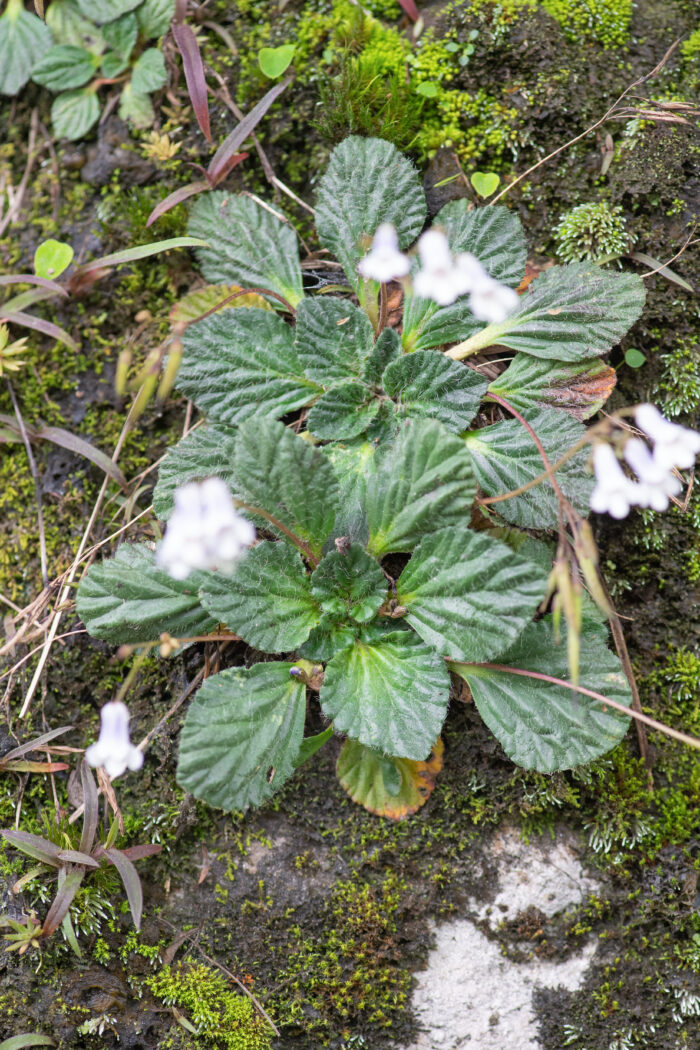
[[157, 477, 255, 580], [85, 701, 143, 780], [590, 404, 700, 519], [357, 223, 520, 321]]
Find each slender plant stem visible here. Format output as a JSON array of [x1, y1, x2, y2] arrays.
[[486, 392, 569, 507], [7, 379, 48, 588], [233, 500, 319, 567], [599, 574, 649, 766], [458, 663, 700, 751]]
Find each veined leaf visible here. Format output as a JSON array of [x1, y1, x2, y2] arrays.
[[74, 0, 141, 23], [365, 419, 476, 556], [321, 631, 450, 760], [382, 351, 487, 431], [307, 382, 379, 440], [46, 0, 106, 50], [451, 617, 632, 772], [402, 202, 526, 351], [187, 192, 304, 307], [449, 262, 645, 361], [136, 0, 175, 37], [32, 45, 99, 91], [296, 726, 334, 767], [396, 526, 548, 661], [76, 544, 216, 644], [299, 618, 360, 661], [233, 420, 339, 559], [130, 47, 167, 94], [153, 425, 238, 521], [488, 353, 617, 421], [295, 297, 374, 384], [177, 662, 307, 810], [0, 0, 51, 96], [315, 136, 426, 295], [464, 408, 593, 530], [363, 326, 401, 385], [310, 544, 386, 624], [177, 308, 320, 426], [118, 83, 155, 127], [337, 737, 444, 819], [199, 541, 320, 652], [101, 12, 136, 58], [51, 87, 100, 141]]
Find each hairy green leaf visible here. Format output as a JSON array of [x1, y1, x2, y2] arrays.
[[130, 47, 166, 94], [487, 353, 617, 421], [363, 326, 401, 385], [101, 11, 137, 57], [199, 541, 320, 652], [382, 351, 487, 431], [118, 83, 155, 126], [153, 425, 238, 520], [321, 631, 450, 759], [452, 262, 645, 360], [311, 544, 386, 624], [366, 419, 476, 556], [464, 408, 593, 529], [76, 544, 216, 644], [299, 618, 360, 661], [177, 662, 307, 810], [46, 0, 106, 51], [135, 0, 175, 37], [451, 618, 632, 772], [51, 88, 100, 140], [187, 192, 304, 307], [32, 45, 98, 91], [177, 308, 319, 426], [315, 136, 426, 294], [0, 0, 51, 96], [295, 298, 374, 384], [397, 526, 548, 660], [307, 382, 379, 440], [74, 0, 141, 23], [233, 420, 339, 558]]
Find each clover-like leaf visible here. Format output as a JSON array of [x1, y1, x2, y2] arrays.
[[130, 47, 167, 94], [310, 544, 386, 624], [76, 544, 216, 644], [464, 408, 593, 529], [51, 87, 101, 140], [487, 353, 617, 421], [365, 419, 476, 556], [295, 298, 375, 385], [321, 630, 450, 760], [337, 737, 444, 819], [382, 351, 487, 431], [450, 262, 646, 361], [316, 136, 426, 295], [187, 191, 304, 308], [450, 617, 632, 772], [199, 541, 320, 652], [177, 308, 320, 426], [396, 526, 549, 661], [177, 662, 307, 811], [233, 419, 339, 559]]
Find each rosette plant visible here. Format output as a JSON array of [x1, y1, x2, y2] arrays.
[[77, 136, 649, 818]]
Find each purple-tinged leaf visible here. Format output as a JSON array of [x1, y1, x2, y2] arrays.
[[56, 849, 100, 868], [629, 250, 694, 293], [0, 274, 68, 296], [209, 151, 248, 188], [42, 868, 85, 936], [146, 180, 210, 227], [172, 22, 211, 143], [0, 311, 78, 352], [104, 848, 143, 930], [118, 843, 163, 861], [1, 830, 62, 867], [208, 76, 292, 183], [79, 760, 99, 855], [397, 0, 420, 20]]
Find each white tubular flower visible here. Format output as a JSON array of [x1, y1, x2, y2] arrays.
[[589, 443, 640, 519], [467, 271, 520, 324], [623, 437, 682, 511], [85, 701, 143, 780], [414, 229, 471, 306], [357, 223, 410, 283], [157, 477, 255, 580], [635, 403, 700, 470]]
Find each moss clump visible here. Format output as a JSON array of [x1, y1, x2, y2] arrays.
[[314, 60, 425, 151], [541, 0, 632, 47], [147, 963, 273, 1050], [656, 338, 700, 418], [553, 201, 630, 262]]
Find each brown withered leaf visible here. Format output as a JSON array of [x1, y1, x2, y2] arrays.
[[337, 738, 444, 820]]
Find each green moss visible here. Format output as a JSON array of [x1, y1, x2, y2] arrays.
[[680, 26, 700, 63], [553, 200, 631, 262], [541, 0, 632, 47], [147, 963, 273, 1050], [656, 338, 700, 418]]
